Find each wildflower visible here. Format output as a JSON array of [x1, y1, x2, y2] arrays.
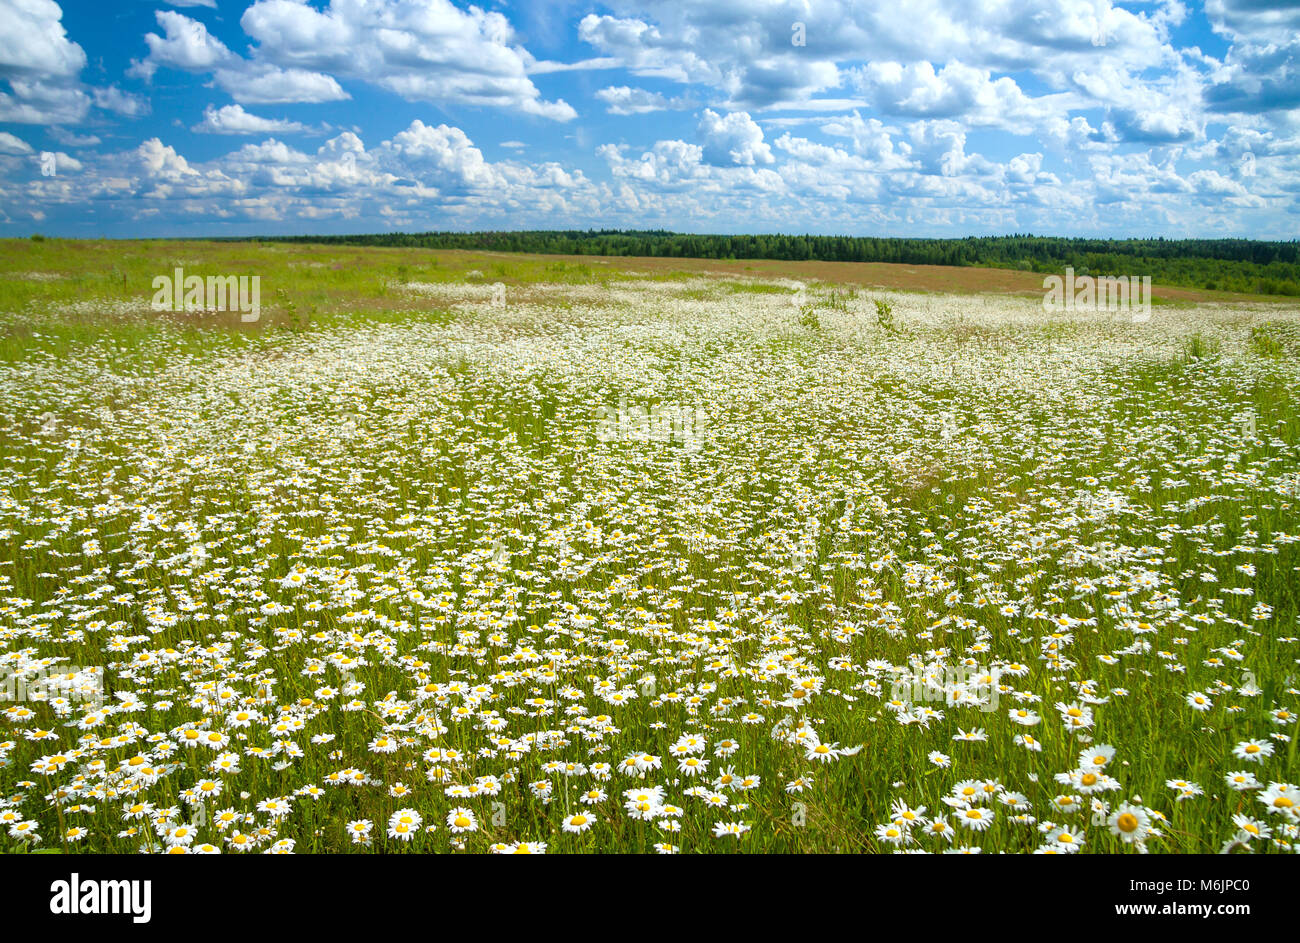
[[1108, 803, 1151, 843], [1233, 740, 1274, 763], [562, 813, 594, 833], [446, 807, 478, 833]]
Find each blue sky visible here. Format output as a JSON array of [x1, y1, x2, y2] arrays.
[[0, 0, 1297, 239]]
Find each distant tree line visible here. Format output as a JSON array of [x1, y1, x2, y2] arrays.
[[245, 230, 1300, 296]]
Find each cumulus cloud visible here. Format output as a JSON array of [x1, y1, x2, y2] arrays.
[[906, 120, 996, 178], [576, 1, 1177, 110], [237, 0, 575, 119], [1204, 38, 1300, 115], [0, 0, 86, 79], [213, 64, 349, 105], [0, 0, 1295, 238], [193, 103, 312, 135], [600, 139, 704, 187], [577, 9, 843, 107], [1206, 0, 1300, 41], [0, 0, 89, 123], [850, 61, 1075, 136], [595, 86, 693, 114], [698, 110, 773, 166], [48, 127, 100, 147], [0, 78, 88, 123], [93, 85, 150, 117], [1188, 167, 1261, 204], [600, 130, 784, 196], [0, 130, 33, 155], [45, 149, 80, 172], [382, 120, 503, 190], [137, 137, 200, 179], [123, 1, 574, 118], [128, 10, 235, 81]]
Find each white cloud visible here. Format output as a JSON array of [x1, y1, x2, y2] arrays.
[[698, 109, 773, 166], [1203, 36, 1300, 118], [238, 0, 575, 120], [1206, 0, 1300, 42], [1188, 168, 1264, 206], [1043, 115, 1110, 153], [600, 139, 704, 187], [126, 9, 350, 107], [0, 130, 32, 155], [137, 137, 200, 179], [600, 133, 784, 196], [905, 120, 994, 177], [382, 120, 503, 191], [577, 10, 842, 107], [576, 1, 1175, 110], [596, 86, 692, 115], [0, 0, 86, 79], [93, 85, 150, 117], [129, 10, 234, 81], [226, 138, 310, 167], [0, 0, 89, 123], [818, 112, 912, 169], [213, 64, 349, 105], [0, 78, 88, 123], [193, 103, 311, 135], [851, 61, 1072, 136], [47, 127, 99, 147], [46, 149, 80, 172], [0, 0, 1295, 239]]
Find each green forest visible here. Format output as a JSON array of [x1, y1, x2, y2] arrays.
[[245, 230, 1300, 296]]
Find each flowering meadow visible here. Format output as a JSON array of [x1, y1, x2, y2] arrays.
[[1, 242, 1298, 854]]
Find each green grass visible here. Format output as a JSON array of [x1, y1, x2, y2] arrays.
[[0, 239, 1297, 854]]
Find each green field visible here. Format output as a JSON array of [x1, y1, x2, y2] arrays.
[[1, 239, 1297, 853]]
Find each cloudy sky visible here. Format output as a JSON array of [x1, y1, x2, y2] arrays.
[[0, 0, 1296, 238]]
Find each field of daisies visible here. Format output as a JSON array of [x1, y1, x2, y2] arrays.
[[1, 241, 1298, 854]]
